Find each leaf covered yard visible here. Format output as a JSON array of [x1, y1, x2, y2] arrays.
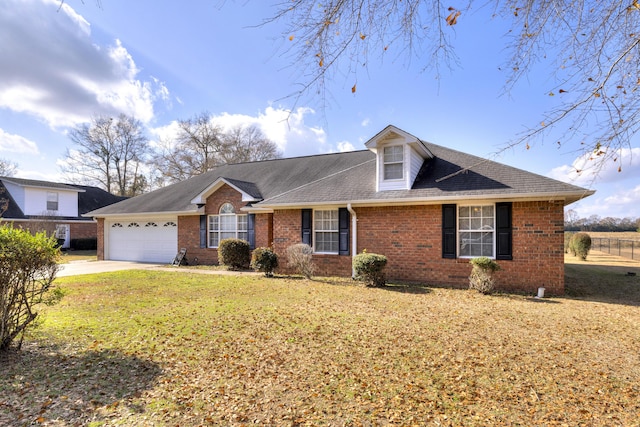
[[1, 265, 639, 426]]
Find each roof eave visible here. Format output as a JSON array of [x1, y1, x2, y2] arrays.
[[255, 190, 596, 209]]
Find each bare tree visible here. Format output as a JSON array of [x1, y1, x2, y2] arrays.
[[269, 1, 640, 174], [0, 158, 17, 177], [220, 125, 282, 164], [151, 113, 281, 185], [62, 114, 149, 196]]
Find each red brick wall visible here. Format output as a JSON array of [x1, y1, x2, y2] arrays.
[[270, 201, 566, 294], [176, 184, 274, 265], [70, 222, 97, 240], [96, 218, 104, 260], [255, 213, 273, 249]]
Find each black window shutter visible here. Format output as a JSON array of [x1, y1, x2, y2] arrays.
[[247, 214, 256, 250], [301, 209, 312, 246], [442, 204, 457, 259], [199, 215, 207, 248], [496, 202, 513, 260], [338, 208, 350, 255]]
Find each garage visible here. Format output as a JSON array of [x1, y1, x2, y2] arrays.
[[106, 218, 178, 263]]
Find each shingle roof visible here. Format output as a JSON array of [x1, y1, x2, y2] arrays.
[[259, 142, 592, 206], [88, 150, 375, 215], [0, 178, 126, 220], [87, 133, 593, 217], [0, 176, 83, 192]]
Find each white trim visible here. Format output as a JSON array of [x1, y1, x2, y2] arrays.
[[255, 190, 595, 210], [190, 178, 259, 205], [2, 218, 97, 224], [457, 204, 496, 259]]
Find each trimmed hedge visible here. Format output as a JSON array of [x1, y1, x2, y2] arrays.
[[353, 252, 387, 287], [251, 247, 279, 277], [569, 232, 592, 260], [218, 238, 251, 270]]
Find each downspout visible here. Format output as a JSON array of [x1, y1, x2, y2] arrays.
[[347, 203, 357, 278]]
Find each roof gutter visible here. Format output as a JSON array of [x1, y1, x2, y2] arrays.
[[347, 203, 357, 279]]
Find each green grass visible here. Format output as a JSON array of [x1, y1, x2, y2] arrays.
[[1, 263, 639, 426], [57, 250, 97, 263]]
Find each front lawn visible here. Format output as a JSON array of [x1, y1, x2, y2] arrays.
[[1, 258, 639, 426]]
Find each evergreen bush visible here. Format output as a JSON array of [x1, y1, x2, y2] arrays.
[[218, 238, 251, 270], [570, 232, 592, 261], [353, 252, 387, 287], [251, 247, 279, 277]]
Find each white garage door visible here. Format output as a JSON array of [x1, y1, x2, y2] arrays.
[[106, 219, 178, 263]]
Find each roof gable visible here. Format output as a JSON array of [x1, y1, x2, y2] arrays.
[[190, 177, 263, 205]]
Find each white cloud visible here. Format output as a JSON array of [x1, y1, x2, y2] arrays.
[[336, 141, 356, 152], [0, 128, 39, 154], [361, 118, 371, 127], [212, 106, 327, 157], [0, 0, 166, 127], [549, 147, 640, 186], [149, 106, 364, 158]]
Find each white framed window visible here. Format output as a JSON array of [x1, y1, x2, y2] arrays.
[[46, 192, 59, 211], [383, 145, 404, 180], [314, 209, 339, 253], [459, 205, 495, 258], [208, 203, 247, 248]]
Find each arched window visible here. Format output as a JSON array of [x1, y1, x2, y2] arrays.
[[207, 203, 248, 248]]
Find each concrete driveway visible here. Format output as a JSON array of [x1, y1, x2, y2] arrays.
[[57, 260, 163, 277]]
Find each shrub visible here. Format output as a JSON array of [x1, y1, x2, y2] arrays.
[[564, 232, 574, 254], [286, 243, 315, 278], [570, 232, 592, 260], [218, 238, 251, 270], [469, 257, 500, 294], [0, 225, 61, 350], [353, 252, 387, 287], [251, 247, 279, 277]]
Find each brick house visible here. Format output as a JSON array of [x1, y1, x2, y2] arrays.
[[88, 125, 594, 294], [0, 177, 126, 249]]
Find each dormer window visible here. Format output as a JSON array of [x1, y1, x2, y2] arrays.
[[383, 146, 404, 180], [46, 192, 58, 211]]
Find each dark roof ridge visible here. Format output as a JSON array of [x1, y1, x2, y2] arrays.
[[210, 149, 370, 168]]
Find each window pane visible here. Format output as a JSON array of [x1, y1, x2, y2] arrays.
[[314, 210, 339, 253], [220, 232, 235, 241], [237, 215, 248, 231], [384, 163, 403, 180], [220, 215, 236, 231], [209, 232, 219, 248], [219, 203, 235, 214], [316, 232, 338, 253], [383, 146, 403, 162], [238, 232, 248, 241], [459, 205, 495, 257], [209, 215, 219, 231]]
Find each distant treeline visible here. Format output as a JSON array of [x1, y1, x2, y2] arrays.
[[565, 212, 639, 232]]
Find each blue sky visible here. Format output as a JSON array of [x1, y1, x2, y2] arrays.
[[1, 0, 639, 219]]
